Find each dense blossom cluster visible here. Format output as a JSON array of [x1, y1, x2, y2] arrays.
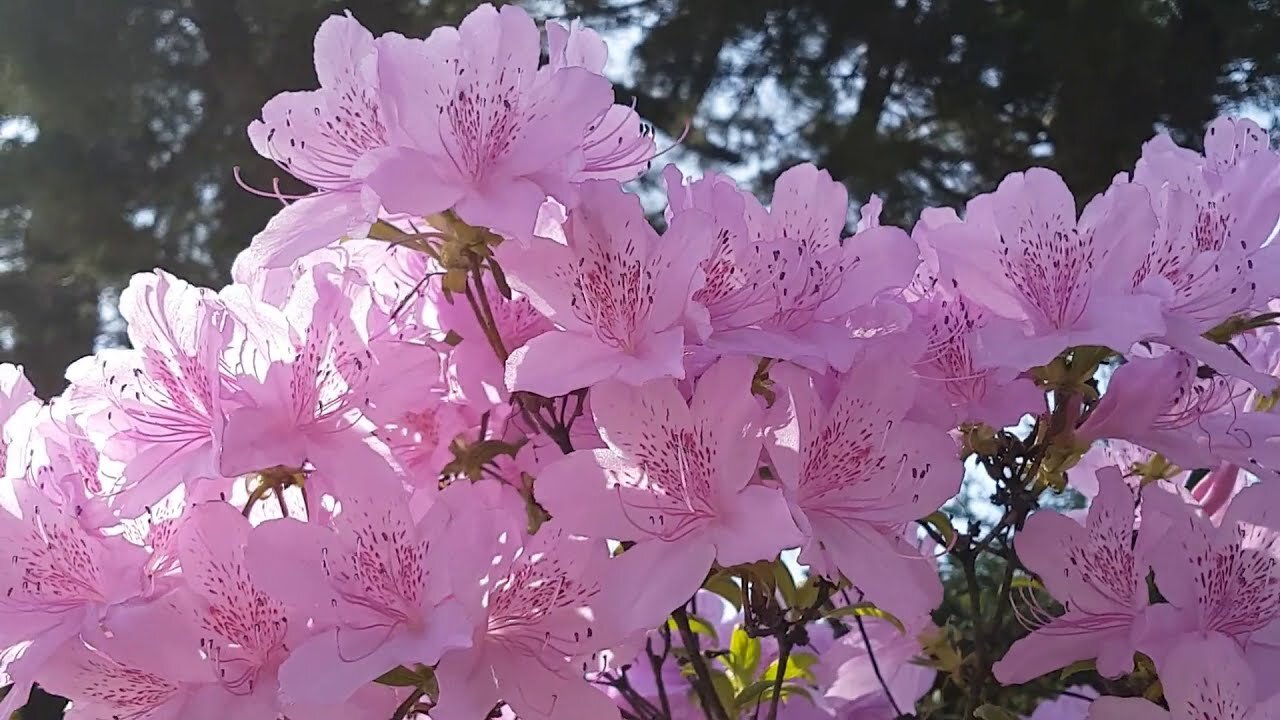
[[3, 5, 1280, 719]]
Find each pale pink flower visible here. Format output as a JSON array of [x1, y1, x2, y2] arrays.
[[1026, 688, 1095, 720], [1089, 632, 1280, 720], [246, 490, 472, 706], [241, 14, 388, 268], [433, 513, 620, 720], [0, 364, 38, 479], [1127, 117, 1280, 390], [499, 180, 712, 397], [994, 468, 1154, 683], [0, 486, 147, 716], [545, 19, 656, 183], [431, 273, 553, 409], [536, 356, 802, 628], [1076, 350, 1240, 472], [930, 168, 1165, 371], [366, 4, 616, 239], [764, 343, 959, 621], [1145, 481, 1280, 648], [83, 270, 233, 517], [218, 262, 395, 486], [707, 164, 919, 372], [814, 613, 937, 719], [662, 165, 775, 357], [907, 210, 1044, 428]]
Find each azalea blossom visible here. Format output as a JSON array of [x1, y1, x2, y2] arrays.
[[536, 355, 801, 627], [1088, 632, 1280, 720], [765, 342, 960, 621], [366, 4, 620, 240], [929, 168, 1165, 371], [995, 468, 1153, 683], [500, 179, 712, 397]]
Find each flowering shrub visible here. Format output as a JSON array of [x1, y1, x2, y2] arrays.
[[2, 5, 1280, 719]]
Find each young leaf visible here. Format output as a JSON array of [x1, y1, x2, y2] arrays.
[[974, 705, 1020, 720], [667, 614, 720, 645], [726, 626, 763, 684], [374, 666, 422, 687], [703, 571, 743, 611], [763, 652, 818, 683], [772, 560, 799, 607], [823, 602, 906, 633]]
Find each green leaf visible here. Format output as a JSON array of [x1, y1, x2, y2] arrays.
[[737, 680, 817, 709], [772, 560, 799, 607], [1060, 658, 1096, 682], [726, 626, 763, 685], [374, 664, 438, 698], [704, 669, 738, 718], [667, 613, 720, 644], [823, 602, 906, 633], [442, 329, 464, 346], [733, 679, 776, 707], [1010, 575, 1044, 591], [778, 683, 815, 706], [702, 571, 743, 610], [374, 666, 422, 687], [793, 578, 820, 609], [368, 220, 408, 242], [763, 652, 818, 683], [919, 511, 955, 547], [974, 704, 1020, 720]]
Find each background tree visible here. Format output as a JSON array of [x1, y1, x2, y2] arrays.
[[3, 0, 1279, 397]]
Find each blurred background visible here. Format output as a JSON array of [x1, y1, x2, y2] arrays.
[[1, 0, 1279, 716]]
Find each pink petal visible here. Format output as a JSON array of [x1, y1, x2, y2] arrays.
[[1086, 697, 1170, 720], [504, 331, 624, 397], [709, 484, 802, 566], [245, 192, 374, 270]]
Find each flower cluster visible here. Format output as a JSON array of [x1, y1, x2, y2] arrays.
[[2, 5, 1280, 719]]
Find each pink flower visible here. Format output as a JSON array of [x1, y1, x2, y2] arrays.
[[168, 502, 297, 717], [433, 515, 620, 720], [930, 168, 1165, 370], [765, 344, 959, 622], [21, 399, 116, 530], [1127, 117, 1280, 391], [0, 365, 37, 478], [814, 613, 937, 719], [499, 180, 713, 397], [704, 164, 919, 372], [907, 210, 1045, 428], [994, 468, 1153, 684], [1088, 632, 1280, 720], [545, 20, 656, 183], [84, 270, 233, 517], [1145, 481, 1280, 647], [0, 487, 146, 716], [242, 13, 388, 268], [246, 490, 472, 706], [1027, 688, 1095, 720], [36, 635, 214, 720], [911, 289, 1045, 429], [218, 262, 395, 486], [536, 356, 802, 629], [431, 273, 553, 409], [1075, 351, 1239, 472], [365, 4, 616, 240], [661, 166, 775, 355]]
